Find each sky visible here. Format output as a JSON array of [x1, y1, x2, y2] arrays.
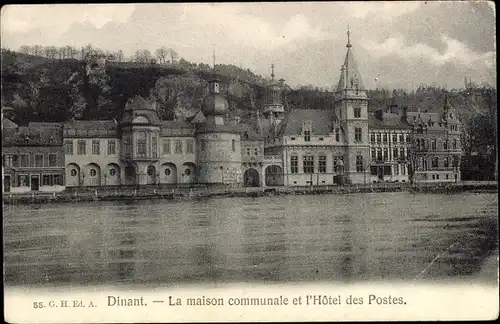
[[1, 2, 496, 90]]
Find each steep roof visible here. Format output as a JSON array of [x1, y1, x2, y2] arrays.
[[406, 111, 448, 130], [337, 31, 364, 91], [278, 109, 334, 136], [63, 120, 117, 130], [238, 123, 264, 141]]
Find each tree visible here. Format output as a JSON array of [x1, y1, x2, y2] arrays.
[[19, 45, 31, 55], [155, 47, 168, 64], [169, 48, 178, 63]]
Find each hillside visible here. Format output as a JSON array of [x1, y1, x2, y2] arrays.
[[1, 48, 496, 127]]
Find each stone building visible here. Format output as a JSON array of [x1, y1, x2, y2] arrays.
[[2, 120, 65, 193], [404, 95, 462, 183]]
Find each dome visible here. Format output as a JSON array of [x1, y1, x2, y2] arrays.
[[201, 93, 229, 116]]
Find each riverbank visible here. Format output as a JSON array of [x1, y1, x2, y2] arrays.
[[2, 181, 497, 205]]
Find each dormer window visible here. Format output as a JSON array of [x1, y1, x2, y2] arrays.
[[49, 136, 55, 144], [304, 130, 311, 142]]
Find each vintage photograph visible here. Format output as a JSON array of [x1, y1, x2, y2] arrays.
[[2, 2, 498, 322]]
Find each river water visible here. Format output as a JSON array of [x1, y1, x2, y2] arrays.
[[3, 192, 498, 287]]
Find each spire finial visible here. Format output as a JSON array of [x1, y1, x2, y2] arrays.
[[271, 63, 275, 80], [346, 24, 352, 48], [212, 44, 216, 70]]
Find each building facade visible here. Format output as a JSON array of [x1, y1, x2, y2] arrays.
[[2, 32, 463, 192], [2, 121, 65, 193]]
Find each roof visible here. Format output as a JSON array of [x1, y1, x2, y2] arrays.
[[63, 120, 117, 130], [406, 111, 448, 130], [2, 118, 18, 129], [368, 111, 411, 130], [237, 123, 264, 141], [337, 45, 364, 91], [161, 121, 195, 129], [3, 124, 63, 146], [278, 109, 334, 136]]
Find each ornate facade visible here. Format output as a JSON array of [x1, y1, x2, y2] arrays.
[[2, 31, 463, 192]]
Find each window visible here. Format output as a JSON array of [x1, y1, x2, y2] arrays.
[[291, 137, 296, 141], [42, 174, 51, 186], [370, 134, 375, 144], [402, 164, 406, 175], [431, 139, 437, 151], [232, 139, 236, 152], [355, 127, 362, 142], [423, 158, 428, 171], [65, 140, 73, 155], [432, 157, 439, 169], [371, 148, 376, 159], [165, 168, 171, 176], [20, 154, 30, 167], [49, 154, 57, 167], [304, 130, 311, 142], [201, 140, 206, 151], [319, 156, 326, 173], [371, 166, 378, 175], [335, 128, 340, 142], [453, 139, 457, 150], [303, 156, 314, 173], [109, 169, 116, 176], [35, 154, 44, 167], [443, 140, 448, 150], [70, 169, 77, 177], [291, 156, 298, 174], [376, 133, 381, 143], [393, 148, 398, 159], [89, 169, 96, 177], [108, 140, 116, 155], [152, 136, 158, 158], [333, 157, 344, 173], [400, 148, 405, 160], [123, 137, 132, 156], [18, 175, 29, 187], [254, 148, 259, 155], [377, 148, 382, 161], [356, 155, 363, 172], [186, 140, 194, 154], [185, 169, 191, 176], [383, 134, 388, 144], [49, 136, 55, 144], [354, 107, 361, 118], [163, 139, 171, 155], [383, 148, 388, 161], [77, 140, 86, 155], [444, 157, 449, 168], [12, 155, 19, 167], [92, 140, 100, 155], [394, 165, 399, 176], [54, 174, 62, 185], [392, 134, 397, 143], [436, 174, 440, 180], [174, 140, 183, 154], [399, 134, 404, 143], [406, 135, 411, 143], [137, 132, 147, 155], [246, 148, 251, 155]]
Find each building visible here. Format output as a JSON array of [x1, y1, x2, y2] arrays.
[[368, 108, 411, 183], [2, 120, 65, 193], [1, 31, 463, 192], [404, 95, 462, 183]]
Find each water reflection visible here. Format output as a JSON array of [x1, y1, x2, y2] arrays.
[[3, 192, 498, 287]]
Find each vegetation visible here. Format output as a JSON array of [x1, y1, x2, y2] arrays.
[[1, 45, 497, 180]]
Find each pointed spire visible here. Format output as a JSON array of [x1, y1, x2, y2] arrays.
[[346, 24, 352, 48], [336, 27, 364, 92]]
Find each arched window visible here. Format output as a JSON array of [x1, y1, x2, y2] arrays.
[[164, 169, 171, 176], [70, 169, 77, 177], [109, 169, 116, 176], [90, 169, 97, 176]]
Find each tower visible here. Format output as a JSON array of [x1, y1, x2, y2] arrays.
[[333, 28, 370, 184], [196, 60, 242, 185], [262, 64, 286, 134]]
